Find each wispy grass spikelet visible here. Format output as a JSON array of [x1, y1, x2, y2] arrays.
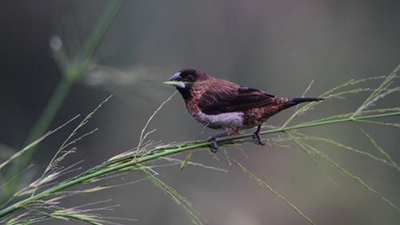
[[226, 155, 315, 225], [141, 167, 208, 225], [290, 134, 400, 213]]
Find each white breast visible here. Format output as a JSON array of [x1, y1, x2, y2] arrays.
[[193, 111, 244, 129]]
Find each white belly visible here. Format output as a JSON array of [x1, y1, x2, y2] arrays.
[[193, 111, 244, 129]]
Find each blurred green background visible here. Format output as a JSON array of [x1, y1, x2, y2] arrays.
[[1, 0, 400, 224]]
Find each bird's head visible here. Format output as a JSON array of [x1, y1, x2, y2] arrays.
[[164, 68, 210, 90], [164, 68, 212, 101]]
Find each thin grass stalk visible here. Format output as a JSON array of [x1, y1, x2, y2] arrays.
[[1, 110, 399, 218], [2, 78, 74, 199]]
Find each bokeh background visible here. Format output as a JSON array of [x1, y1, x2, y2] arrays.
[[1, 0, 400, 224]]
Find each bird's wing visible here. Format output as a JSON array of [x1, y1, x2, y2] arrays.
[[198, 83, 275, 115]]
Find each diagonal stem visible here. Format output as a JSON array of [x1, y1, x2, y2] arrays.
[[1, 111, 399, 218]]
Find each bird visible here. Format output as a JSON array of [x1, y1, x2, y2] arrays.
[[164, 69, 322, 152]]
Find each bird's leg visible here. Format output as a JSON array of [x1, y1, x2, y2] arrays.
[[207, 128, 239, 153], [253, 125, 265, 146], [207, 131, 228, 153]]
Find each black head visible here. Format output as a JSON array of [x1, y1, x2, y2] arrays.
[[165, 69, 210, 88], [164, 68, 211, 100]]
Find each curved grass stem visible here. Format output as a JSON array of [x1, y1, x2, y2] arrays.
[[1, 110, 399, 218]]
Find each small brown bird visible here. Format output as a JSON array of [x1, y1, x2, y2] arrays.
[[164, 69, 322, 152]]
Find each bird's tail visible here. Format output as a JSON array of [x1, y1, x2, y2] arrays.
[[289, 97, 324, 105], [269, 97, 323, 116]]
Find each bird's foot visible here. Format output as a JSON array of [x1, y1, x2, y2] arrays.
[[253, 133, 266, 146], [207, 136, 219, 153], [253, 126, 266, 146]]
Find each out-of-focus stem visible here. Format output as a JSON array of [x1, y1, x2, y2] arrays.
[[1, 0, 125, 203]]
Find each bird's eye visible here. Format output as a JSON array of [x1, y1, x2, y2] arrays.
[[186, 75, 195, 82]]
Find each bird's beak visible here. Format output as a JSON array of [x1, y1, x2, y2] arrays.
[[164, 72, 186, 88], [163, 81, 186, 88]]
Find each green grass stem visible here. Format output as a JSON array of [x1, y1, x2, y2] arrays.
[[1, 110, 399, 218], [1, 0, 124, 203]]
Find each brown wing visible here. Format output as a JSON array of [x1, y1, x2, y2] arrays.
[[198, 83, 275, 115]]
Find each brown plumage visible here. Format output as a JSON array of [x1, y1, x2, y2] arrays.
[[164, 68, 322, 152]]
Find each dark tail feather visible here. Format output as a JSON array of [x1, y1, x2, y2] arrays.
[[290, 97, 324, 105]]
